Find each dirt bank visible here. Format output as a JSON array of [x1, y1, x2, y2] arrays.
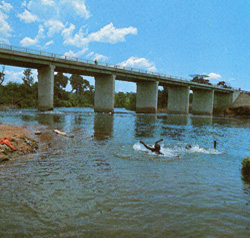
[[222, 106, 250, 117], [0, 125, 38, 162]]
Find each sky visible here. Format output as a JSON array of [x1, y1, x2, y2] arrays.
[[0, 0, 250, 92]]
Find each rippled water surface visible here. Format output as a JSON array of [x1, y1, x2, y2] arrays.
[[1, 108, 250, 237]]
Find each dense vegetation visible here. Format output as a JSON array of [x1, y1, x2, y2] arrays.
[[190, 74, 232, 89]]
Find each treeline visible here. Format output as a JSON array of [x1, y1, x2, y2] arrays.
[[0, 68, 168, 110], [0, 69, 96, 108]]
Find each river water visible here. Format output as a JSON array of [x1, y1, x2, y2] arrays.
[[0, 108, 250, 237]]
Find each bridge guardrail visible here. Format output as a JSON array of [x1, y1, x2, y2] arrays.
[[0, 43, 239, 92]]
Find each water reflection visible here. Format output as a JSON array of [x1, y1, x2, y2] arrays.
[[191, 116, 212, 127], [74, 115, 85, 125], [37, 113, 65, 127], [21, 114, 36, 122], [164, 114, 188, 126], [160, 126, 185, 141], [93, 113, 114, 140], [134, 114, 157, 138]]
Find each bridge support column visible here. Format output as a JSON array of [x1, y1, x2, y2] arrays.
[[136, 81, 158, 113], [213, 92, 233, 112], [167, 86, 190, 114], [94, 74, 115, 113], [192, 89, 214, 115], [38, 65, 55, 111]]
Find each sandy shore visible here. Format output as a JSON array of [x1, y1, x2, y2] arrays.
[[0, 124, 31, 137]]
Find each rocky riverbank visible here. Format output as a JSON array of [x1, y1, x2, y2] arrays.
[[0, 125, 38, 162]]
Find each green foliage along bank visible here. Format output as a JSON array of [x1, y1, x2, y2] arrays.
[[0, 69, 96, 109]]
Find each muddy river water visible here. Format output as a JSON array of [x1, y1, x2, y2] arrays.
[[0, 108, 250, 237]]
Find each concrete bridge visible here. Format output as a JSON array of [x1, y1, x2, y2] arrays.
[[0, 43, 239, 114]]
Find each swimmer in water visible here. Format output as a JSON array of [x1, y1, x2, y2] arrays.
[[185, 144, 192, 149], [185, 140, 217, 150], [140, 139, 163, 155]]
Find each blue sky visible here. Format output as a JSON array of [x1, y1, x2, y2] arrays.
[[0, 0, 250, 92]]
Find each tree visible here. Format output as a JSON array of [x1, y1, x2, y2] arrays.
[[125, 92, 136, 111], [217, 81, 231, 89], [70, 74, 90, 94], [22, 68, 34, 86], [0, 66, 5, 85], [115, 91, 127, 108], [54, 72, 68, 89], [54, 72, 70, 107], [190, 74, 212, 85]]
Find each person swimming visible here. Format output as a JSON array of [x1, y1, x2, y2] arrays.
[[185, 140, 217, 150], [140, 139, 163, 155]]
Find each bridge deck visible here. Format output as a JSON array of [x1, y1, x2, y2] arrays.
[[0, 44, 234, 93]]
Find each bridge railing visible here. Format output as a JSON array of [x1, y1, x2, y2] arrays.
[[0, 43, 188, 80], [0, 43, 239, 91]]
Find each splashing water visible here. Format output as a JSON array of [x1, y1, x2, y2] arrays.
[[133, 142, 178, 158], [181, 144, 223, 155], [133, 142, 223, 158]]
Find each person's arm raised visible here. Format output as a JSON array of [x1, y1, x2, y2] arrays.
[[140, 141, 154, 151]]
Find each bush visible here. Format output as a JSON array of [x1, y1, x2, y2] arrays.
[[242, 157, 250, 182]]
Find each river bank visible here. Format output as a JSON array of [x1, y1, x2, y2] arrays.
[[0, 125, 38, 162], [222, 106, 250, 117]]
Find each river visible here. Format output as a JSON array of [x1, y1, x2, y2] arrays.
[[0, 108, 250, 237]]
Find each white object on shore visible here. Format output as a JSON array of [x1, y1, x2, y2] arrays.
[[54, 129, 67, 136]]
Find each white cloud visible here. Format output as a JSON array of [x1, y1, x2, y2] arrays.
[[207, 72, 222, 80], [4, 70, 23, 84], [17, 9, 39, 23], [62, 24, 88, 47], [62, 22, 137, 48], [27, 0, 33, 9], [20, 25, 45, 46], [4, 68, 38, 84], [94, 54, 108, 61], [20, 37, 39, 47], [0, 1, 13, 12], [44, 40, 54, 47], [61, 23, 75, 41], [37, 24, 45, 38], [86, 52, 94, 58], [0, 1, 13, 42], [86, 52, 108, 61], [21, 1, 27, 8], [45, 20, 65, 37], [71, 0, 90, 19], [25, 0, 90, 22], [64, 47, 88, 58], [120, 56, 157, 72], [88, 23, 137, 44], [41, 0, 55, 7]]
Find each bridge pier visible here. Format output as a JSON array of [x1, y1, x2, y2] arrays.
[[192, 89, 214, 115], [94, 74, 115, 113], [213, 92, 233, 112], [38, 65, 55, 111], [167, 86, 190, 114], [136, 81, 158, 113]]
